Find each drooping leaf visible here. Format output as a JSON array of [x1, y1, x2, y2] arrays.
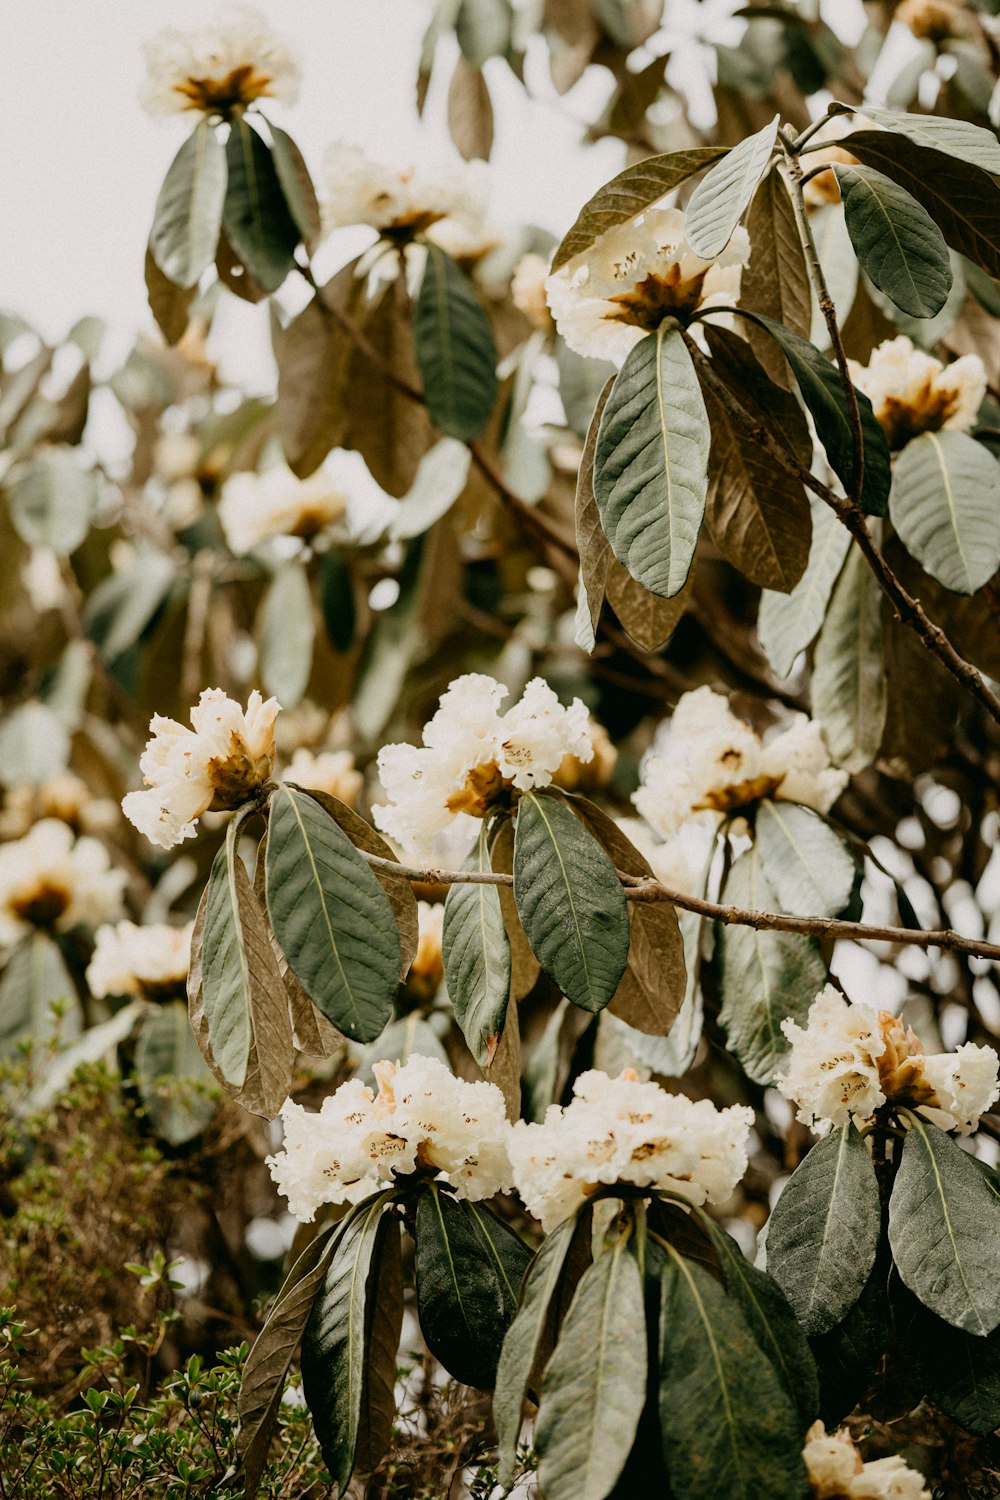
[[685, 116, 779, 259], [485, 995, 522, 1120], [267, 122, 322, 250], [9, 447, 96, 555], [755, 802, 856, 919], [318, 549, 356, 653], [83, 545, 176, 663], [890, 431, 1000, 596], [149, 119, 227, 287], [833, 162, 952, 319], [703, 323, 813, 470], [456, 0, 512, 66], [765, 1125, 881, 1336], [491, 819, 541, 1001], [345, 277, 434, 497], [257, 561, 314, 708], [574, 377, 615, 652], [447, 54, 494, 160], [264, 784, 401, 1042], [275, 264, 359, 477], [757, 500, 851, 677], [594, 324, 710, 599], [133, 1001, 219, 1146], [145, 244, 196, 345], [851, 105, 1000, 176], [811, 542, 887, 773], [0, 930, 81, 1061], [742, 168, 811, 384], [889, 1112, 1000, 1337], [904, 1294, 1000, 1436], [442, 826, 511, 1067], [414, 1185, 531, 1389], [413, 244, 498, 442], [513, 791, 630, 1015], [223, 118, 300, 293], [604, 559, 691, 651], [808, 1259, 890, 1426]]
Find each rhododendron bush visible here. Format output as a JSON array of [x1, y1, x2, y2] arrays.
[[5, 1, 1000, 1496]]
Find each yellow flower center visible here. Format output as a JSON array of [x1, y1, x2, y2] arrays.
[[173, 65, 277, 117], [606, 267, 710, 331]]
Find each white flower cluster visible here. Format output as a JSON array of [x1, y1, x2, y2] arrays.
[[848, 336, 985, 450], [546, 207, 750, 367], [123, 689, 279, 850], [141, 5, 300, 118], [373, 674, 593, 856], [803, 1421, 929, 1500], [281, 747, 363, 807], [777, 985, 1000, 1136], [267, 1054, 513, 1220], [218, 450, 395, 556], [86, 920, 194, 1001], [508, 1069, 753, 1232], [0, 771, 117, 840], [0, 820, 126, 949], [633, 687, 847, 842], [321, 143, 489, 239]]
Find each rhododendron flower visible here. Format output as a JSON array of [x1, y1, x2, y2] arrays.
[[0, 821, 126, 948], [86, 920, 194, 1001], [141, 6, 300, 118], [0, 771, 117, 840], [894, 0, 970, 43], [123, 689, 279, 849], [321, 143, 489, 239], [848, 336, 985, 450], [545, 207, 750, 366], [267, 1054, 513, 1220], [281, 747, 363, 807], [218, 450, 395, 555], [803, 1420, 930, 1499]]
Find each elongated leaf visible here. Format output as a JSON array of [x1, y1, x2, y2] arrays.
[[536, 1238, 646, 1500], [0, 931, 81, 1060], [9, 447, 95, 555], [145, 243, 196, 345], [703, 323, 813, 470], [909, 1298, 1000, 1436], [443, 827, 511, 1067], [513, 791, 630, 1014], [267, 123, 322, 249], [658, 1251, 808, 1500], [413, 244, 497, 442], [552, 147, 728, 271], [809, 1259, 890, 1426], [223, 118, 300, 293], [345, 276, 434, 497], [604, 560, 691, 651], [758, 500, 852, 677], [889, 1113, 1000, 1336], [447, 53, 494, 160], [833, 163, 951, 319], [390, 437, 471, 542], [766, 1125, 881, 1336], [594, 324, 710, 599], [150, 119, 227, 287], [853, 106, 1000, 176], [812, 542, 886, 772], [265, 784, 400, 1042], [686, 116, 779, 259], [258, 561, 314, 708], [755, 802, 855, 919], [302, 1195, 398, 1492], [355, 1202, 404, 1472], [491, 818, 540, 1000], [742, 169, 811, 384], [275, 265, 358, 477], [575, 377, 615, 651], [318, 550, 356, 652], [890, 431, 1000, 596], [415, 1185, 530, 1389], [134, 1001, 218, 1146]]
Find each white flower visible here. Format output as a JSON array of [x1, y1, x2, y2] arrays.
[[409, 900, 445, 990], [615, 817, 702, 898], [281, 748, 363, 807], [267, 1053, 513, 1221], [848, 336, 985, 450], [508, 1069, 753, 1232], [511, 253, 554, 332], [0, 820, 126, 948], [632, 687, 847, 841], [140, 5, 300, 118], [373, 674, 594, 857], [777, 985, 1000, 1135], [321, 143, 489, 239], [122, 688, 279, 850], [546, 208, 750, 366], [0, 772, 118, 840], [218, 453, 367, 555], [803, 1421, 929, 1500], [86, 920, 194, 1000]]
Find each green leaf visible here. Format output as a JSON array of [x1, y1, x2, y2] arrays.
[[355, 1202, 404, 1473], [258, 561, 314, 708], [513, 791, 630, 1014], [812, 542, 887, 772], [318, 550, 356, 653], [765, 1125, 881, 1336], [0, 931, 81, 1061], [890, 431, 1000, 596], [9, 447, 96, 554], [907, 1297, 1000, 1436], [758, 500, 852, 677], [413, 244, 497, 442], [742, 168, 811, 385], [833, 162, 952, 319], [755, 802, 856, 919], [264, 784, 401, 1042], [574, 377, 615, 652], [852, 105, 1000, 176], [442, 826, 511, 1067], [658, 1251, 809, 1500], [267, 123, 322, 250], [150, 119, 227, 288], [223, 118, 300, 294], [535, 1237, 647, 1500], [552, 147, 728, 271], [134, 1002, 218, 1146], [685, 116, 779, 259], [889, 1113, 1000, 1336], [415, 1185, 531, 1389], [808, 1259, 890, 1426], [302, 1195, 399, 1493], [594, 324, 710, 599]]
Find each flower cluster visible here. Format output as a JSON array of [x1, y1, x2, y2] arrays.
[[777, 985, 1000, 1136], [848, 336, 985, 450], [281, 747, 363, 807], [803, 1421, 929, 1499], [545, 207, 750, 366], [123, 689, 279, 849], [373, 674, 593, 856], [508, 1069, 753, 1232], [0, 771, 117, 840], [267, 1054, 513, 1220], [321, 143, 489, 240], [632, 687, 847, 841], [218, 450, 395, 555], [0, 820, 126, 948], [86, 920, 194, 1001], [141, 5, 300, 119]]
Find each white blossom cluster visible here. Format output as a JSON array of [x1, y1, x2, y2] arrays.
[[86, 920, 194, 1001], [0, 771, 117, 840], [508, 1069, 753, 1232], [373, 674, 593, 856], [123, 689, 279, 850], [633, 686, 847, 841], [321, 143, 489, 240], [141, 5, 300, 118], [777, 985, 1000, 1136], [218, 450, 396, 556], [803, 1421, 929, 1499], [267, 1054, 513, 1220], [545, 208, 750, 366], [848, 336, 985, 450], [0, 820, 126, 949]]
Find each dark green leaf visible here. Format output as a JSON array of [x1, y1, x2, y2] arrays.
[[443, 826, 511, 1067], [574, 377, 615, 653], [150, 120, 227, 288], [686, 116, 779, 259], [267, 123, 322, 250], [755, 802, 856, 919], [890, 431, 1000, 596], [223, 118, 300, 294], [833, 163, 952, 319], [413, 244, 497, 442], [355, 1201, 404, 1472], [808, 1258, 890, 1426], [906, 1295, 1000, 1435]]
